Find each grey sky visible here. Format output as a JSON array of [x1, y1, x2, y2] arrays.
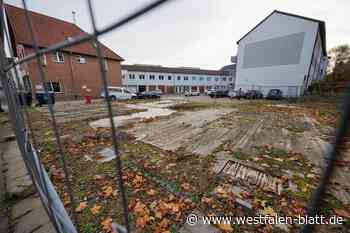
[[5, 0, 350, 69]]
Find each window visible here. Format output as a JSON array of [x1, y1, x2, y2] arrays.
[[184, 76, 189, 81], [159, 75, 164, 80], [222, 77, 227, 81], [229, 78, 233, 82], [150, 75, 155, 80], [53, 51, 64, 63], [177, 76, 181, 81], [192, 76, 196, 81], [168, 76, 172, 81], [215, 77, 219, 82], [46, 81, 62, 93], [76, 55, 86, 64], [40, 55, 47, 66], [139, 74, 145, 80], [207, 77, 211, 82], [122, 75, 125, 79], [200, 77, 204, 81], [129, 74, 135, 80], [23, 75, 32, 92]]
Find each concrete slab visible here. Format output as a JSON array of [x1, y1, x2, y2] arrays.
[[129, 108, 235, 156], [4, 141, 33, 197]]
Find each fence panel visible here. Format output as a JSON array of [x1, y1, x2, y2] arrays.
[[0, 1, 349, 233]]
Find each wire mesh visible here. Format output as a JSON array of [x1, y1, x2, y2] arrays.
[[0, 0, 349, 233]]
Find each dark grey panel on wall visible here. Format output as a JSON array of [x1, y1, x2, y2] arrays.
[[243, 32, 305, 68]]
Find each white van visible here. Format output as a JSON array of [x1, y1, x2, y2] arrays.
[[101, 87, 136, 101]]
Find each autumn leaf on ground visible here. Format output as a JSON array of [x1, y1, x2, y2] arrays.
[[154, 218, 170, 233], [181, 182, 191, 191], [136, 215, 150, 228], [50, 165, 65, 181], [146, 189, 157, 196], [261, 207, 276, 216], [102, 185, 114, 198], [75, 201, 88, 213], [216, 223, 233, 232], [101, 217, 113, 233], [132, 175, 144, 188], [90, 204, 102, 216], [334, 208, 350, 219], [133, 200, 151, 229], [201, 196, 214, 204]]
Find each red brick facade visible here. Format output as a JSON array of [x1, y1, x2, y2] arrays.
[[5, 4, 123, 99], [24, 47, 121, 99]]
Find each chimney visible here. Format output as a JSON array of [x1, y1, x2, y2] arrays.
[[72, 11, 77, 25]]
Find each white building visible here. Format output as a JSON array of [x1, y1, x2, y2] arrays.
[[235, 10, 328, 97], [121, 64, 235, 93]]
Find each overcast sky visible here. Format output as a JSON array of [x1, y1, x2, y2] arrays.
[[5, 0, 350, 69]]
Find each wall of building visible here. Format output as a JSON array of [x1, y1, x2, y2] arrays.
[[24, 46, 121, 99], [121, 70, 233, 93], [235, 12, 320, 97]]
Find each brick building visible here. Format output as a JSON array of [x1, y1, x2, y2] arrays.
[[5, 4, 123, 99]]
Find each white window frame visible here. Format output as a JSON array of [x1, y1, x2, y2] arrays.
[[46, 81, 63, 93], [53, 51, 64, 63], [76, 55, 86, 64], [40, 54, 47, 66]]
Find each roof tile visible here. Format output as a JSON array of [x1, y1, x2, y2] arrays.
[[5, 4, 123, 61]]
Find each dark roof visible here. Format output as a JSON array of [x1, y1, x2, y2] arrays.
[[5, 4, 123, 61], [121, 64, 225, 76], [220, 64, 236, 71], [236, 10, 327, 56]]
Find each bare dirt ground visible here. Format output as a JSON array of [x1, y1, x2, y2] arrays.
[[28, 96, 350, 233]]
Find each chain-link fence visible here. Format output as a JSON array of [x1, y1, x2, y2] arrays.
[[0, 1, 349, 233]]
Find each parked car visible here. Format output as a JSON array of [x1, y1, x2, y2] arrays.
[[136, 91, 161, 99], [184, 91, 200, 96], [245, 90, 264, 99], [204, 89, 213, 95], [228, 90, 238, 99], [266, 89, 283, 100], [101, 87, 137, 101], [209, 90, 228, 98]]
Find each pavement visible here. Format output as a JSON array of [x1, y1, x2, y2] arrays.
[[0, 113, 55, 233]]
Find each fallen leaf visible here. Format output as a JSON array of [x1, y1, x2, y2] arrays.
[[75, 201, 88, 213], [102, 185, 114, 198], [90, 204, 102, 216], [334, 208, 350, 219], [201, 197, 213, 204], [101, 217, 113, 233], [136, 215, 150, 228], [132, 175, 144, 188], [181, 183, 191, 191], [216, 223, 233, 232], [261, 207, 276, 216], [147, 189, 157, 196]]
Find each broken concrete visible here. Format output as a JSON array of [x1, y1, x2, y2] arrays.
[[1, 120, 55, 233], [129, 108, 235, 155], [89, 102, 177, 128]]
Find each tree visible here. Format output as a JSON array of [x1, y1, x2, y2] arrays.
[[328, 44, 350, 81]]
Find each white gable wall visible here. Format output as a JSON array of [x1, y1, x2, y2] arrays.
[[236, 12, 319, 97]]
